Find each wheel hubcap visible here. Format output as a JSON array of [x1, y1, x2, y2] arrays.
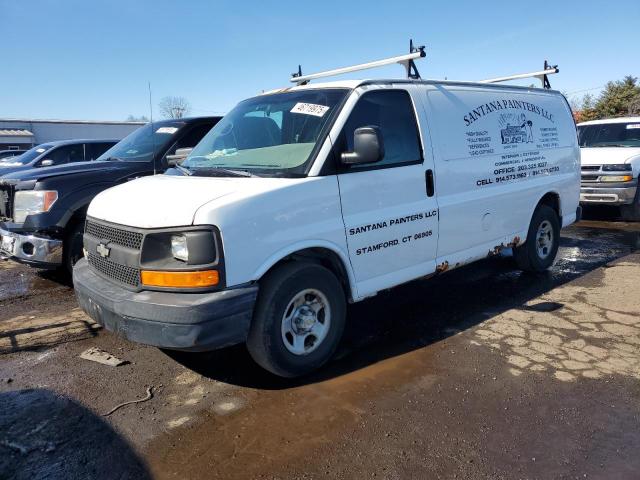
[[536, 220, 554, 259], [281, 289, 330, 356]]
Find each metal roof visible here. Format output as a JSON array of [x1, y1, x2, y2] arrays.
[[0, 118, 145, 125], [0, 129, 34, 137]]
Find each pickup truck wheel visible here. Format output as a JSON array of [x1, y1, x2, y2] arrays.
[[64, 222, 85, 276], [620, 190, 640, 221], [514, 204, 560, 272], [247, 262, 346, 378]]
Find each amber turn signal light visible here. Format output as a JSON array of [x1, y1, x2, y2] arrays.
[[140, 270, 219, 288]]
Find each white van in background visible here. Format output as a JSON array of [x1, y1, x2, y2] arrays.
[[577, 117, 640, 220], [73, 51, 580, 377]]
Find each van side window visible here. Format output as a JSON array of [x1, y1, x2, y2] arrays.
[[340, 90, 422, 169]]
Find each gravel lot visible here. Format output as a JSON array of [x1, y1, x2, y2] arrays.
[[1, 217, 639, 479]]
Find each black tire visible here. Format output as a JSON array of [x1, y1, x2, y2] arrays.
[[63, 222, 85, 276], [246, 262, 346, 378], [620, 190, 640, 221], [514, 204, 560, 272]]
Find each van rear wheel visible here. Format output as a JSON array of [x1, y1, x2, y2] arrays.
[[514, 204, 560, 272], [247, 262, 346, 378]]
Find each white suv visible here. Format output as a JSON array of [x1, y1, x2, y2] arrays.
[[577, 116, 640, 220]]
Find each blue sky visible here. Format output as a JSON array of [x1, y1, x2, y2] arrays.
[[1, 0, 638, 121]]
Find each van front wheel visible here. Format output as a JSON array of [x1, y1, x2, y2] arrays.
[[514, 204, 560, 272], [247, 262, 346, 377]]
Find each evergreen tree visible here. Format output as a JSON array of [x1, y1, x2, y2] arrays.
[[579, 93, 598, 122], [593, 76, 640, 118]]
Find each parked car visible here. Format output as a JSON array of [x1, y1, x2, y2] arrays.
[[577, 116, 640, 220], [73, 73, 580, 377], [0, 117, 220, 273], [0, 140, 117, 176], [0, 149, 28, 161]]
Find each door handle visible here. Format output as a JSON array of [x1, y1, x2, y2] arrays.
[[425, 169, 435, 197]]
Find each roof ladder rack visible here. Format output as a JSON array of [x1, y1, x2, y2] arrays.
[[291, 40, 426, 86], [479, 60, 559, 89]]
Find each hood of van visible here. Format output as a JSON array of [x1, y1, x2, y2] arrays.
[[580, 147, 640, 166], [87, 175, 240, 228]]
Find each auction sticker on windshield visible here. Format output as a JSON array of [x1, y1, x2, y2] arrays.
[[626, 124, 640, 129], [156, 127, 179, 134], [290, 102, 330, 117]]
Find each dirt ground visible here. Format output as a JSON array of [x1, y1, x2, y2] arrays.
[[1, 215, 639, 479]]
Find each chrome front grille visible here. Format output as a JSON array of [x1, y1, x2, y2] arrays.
[[85, 220, 143, 250], [87, 252, 140, 287]]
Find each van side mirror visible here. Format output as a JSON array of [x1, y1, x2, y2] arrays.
[[341, 126, 385, 165], [166, 147, 193, 166], [40, 159, 54, 167]]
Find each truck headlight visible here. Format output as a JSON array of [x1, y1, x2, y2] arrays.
[[600, 175, 633, 182], [171, 234, 189, 262], [14, 190, 58, 223]]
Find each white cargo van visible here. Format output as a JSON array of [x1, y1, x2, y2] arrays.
[[74, 50, 580, 377], [577, 117, 640, 220]]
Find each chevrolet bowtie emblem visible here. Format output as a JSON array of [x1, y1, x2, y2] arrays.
[[96, 243, 111, 258]]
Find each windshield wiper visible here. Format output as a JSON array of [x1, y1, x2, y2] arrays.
[[191, 167, 256, 178], [103, 156, 125, 161], [173, 163, 192, 176]]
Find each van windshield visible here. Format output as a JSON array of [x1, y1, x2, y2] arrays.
[[97, 121, 185, 162], [578, 122, 640, 148], [183, 89, 349, 177]]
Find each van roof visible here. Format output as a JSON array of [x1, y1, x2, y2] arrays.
[[261, 78, 562, 96], [577, 116, 640, 126]]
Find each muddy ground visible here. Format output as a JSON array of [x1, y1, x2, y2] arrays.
[[1, 211, 639, 479]]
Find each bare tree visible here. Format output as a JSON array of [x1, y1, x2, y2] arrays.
[[158, 96, 191, 119]]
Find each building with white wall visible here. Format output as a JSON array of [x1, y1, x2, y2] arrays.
[[0, 118, 145, 150]]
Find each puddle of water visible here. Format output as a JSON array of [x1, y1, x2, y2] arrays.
[[0, 263, 65, 302]]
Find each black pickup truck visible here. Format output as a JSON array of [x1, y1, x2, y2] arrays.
[[0, 117, 220, 274]]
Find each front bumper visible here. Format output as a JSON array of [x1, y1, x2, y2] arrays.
[[0, 227, 63, 267], [580, 184, 638, 205], [73, 258, 258, 352]]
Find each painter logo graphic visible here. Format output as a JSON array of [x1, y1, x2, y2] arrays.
[[499, 113, 533, 145]]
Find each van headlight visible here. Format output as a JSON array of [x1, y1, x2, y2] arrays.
[[171, 234, 189, 262], [14, 190, 58, 223], [139, 228, 224, 290]]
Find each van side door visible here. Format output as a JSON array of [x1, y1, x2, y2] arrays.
[[335, 87, 439, 297]]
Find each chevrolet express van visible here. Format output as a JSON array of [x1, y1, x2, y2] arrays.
[[74, 73, 580, 377], [577, 117, 640, 220]]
